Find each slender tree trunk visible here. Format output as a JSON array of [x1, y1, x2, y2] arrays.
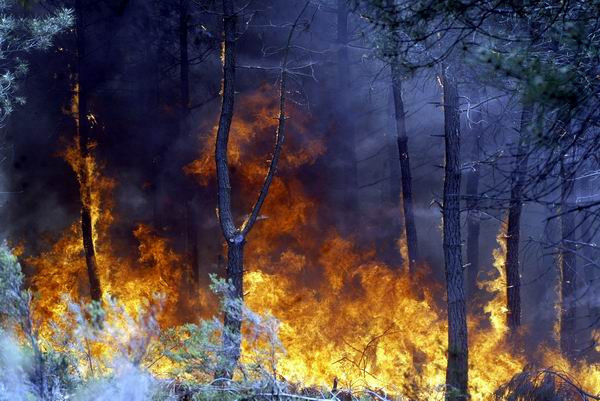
[[179, 0, 199, 281], [214, 0, 302, 378], [185, 201, 200, 282], [76, 0, 101, 302], [504, 103, 533, 331], [215, 0, 239, 378], [179, 0, 190, 118], [221, 239, 244, 376], [336, 0, 349, 87], [465, 131, 480, 297], [390, 62, 419, 273], [335, 0, 358, 224], [579, 173, 599, 348], [559, 146, 577, 357], [441, 66, 468, 400]]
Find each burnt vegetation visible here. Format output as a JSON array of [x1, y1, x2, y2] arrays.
[[0, 0, 599, 400]]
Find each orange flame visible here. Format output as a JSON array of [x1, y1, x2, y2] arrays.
[[184, 86, 567, 399], [27, 138, 188, 363], [19, 84, 599, 398]]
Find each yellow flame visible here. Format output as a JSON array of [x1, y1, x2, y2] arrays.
[[20, 85, 599, 398]]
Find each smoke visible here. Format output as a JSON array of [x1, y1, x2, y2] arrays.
[[0, 3, 597, 393], [0, 336, 34, 401], [71, 361, 165, 401], [0, 334, 172, 401]]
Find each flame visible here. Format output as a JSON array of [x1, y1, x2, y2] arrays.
[[184, 86, 552, 399], [241, 204, 526, 398], [184, 84, 324, 189], [470, 222, 525, 397], [397, 228, 409, 268], [539, 347, 600, 396], [479, 222, 509, 334], [245, 253, 448, 397], [17, 84, 599, 398], [26, 137, 191, 377], [22, 82, 201, 378]]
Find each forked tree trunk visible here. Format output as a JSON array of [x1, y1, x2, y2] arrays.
[[465, 131, 480, 297], [214, 0, 304, 378], [76, 0, 101, 302], [441, 66, 468, 400], [504, 103, 533, 331], [391, 62, 419, 273], [559, 147, 577, 357]]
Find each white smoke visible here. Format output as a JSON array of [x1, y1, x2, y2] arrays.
[[0, 335, 174, 401], [71, 360, 165, 401], [0, 336, 35, 401]]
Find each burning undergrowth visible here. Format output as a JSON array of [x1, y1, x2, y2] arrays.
[[26, 137, 189, 340], [5, 85, 599, 400]]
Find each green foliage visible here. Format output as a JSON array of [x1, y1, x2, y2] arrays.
[[161, 275, 282, 381], [0, 243, 78, 400], [353, 0, 600, 148], [0, 243, 178, 400], [0, 0, 73, 126], [0, 254, 417, 400], [162, 322, 217, 380], [0, 241, 30, 326]]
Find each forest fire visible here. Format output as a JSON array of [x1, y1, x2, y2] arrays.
[[1, 1, 600, 400], [27, 137, 186, 360], [12, 86, 594, 399]]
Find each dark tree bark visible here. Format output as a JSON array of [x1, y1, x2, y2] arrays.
[[465, 130, 480, 297], [390, 62, 419, 273], [185, 201, 200, 282], [441, 66, 468, 400], [579, 173, 599, 348], [221, 238, 244, 374], [76, 0, 102, 302], [504, 103, 533, 331], [179, 0, 199, 281], [337, 0, 349, 85], [215, 0, 305, 378], [179, 0, 190, 118], [215, 0, 239, 377], [559, 144, 577, 357], [335, 0, 358, 223]]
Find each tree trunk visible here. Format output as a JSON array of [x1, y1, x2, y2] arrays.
[[335, 0, 358, 226], [336, 0, 349, 85], [441, 66, 468, 400], [221, 239, 244, 376], [391, 62, 419, 273], [179, 0, 190, 118], [559, 149, 577, 357], [579, 172, 599, 349], [465, 131, 480, 297], [76, 0, 102, 302], [215, 0, 239, 378], [504, 103, 533, 331], [214, 0, 300, 378], [179, 0, 198, 282]]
